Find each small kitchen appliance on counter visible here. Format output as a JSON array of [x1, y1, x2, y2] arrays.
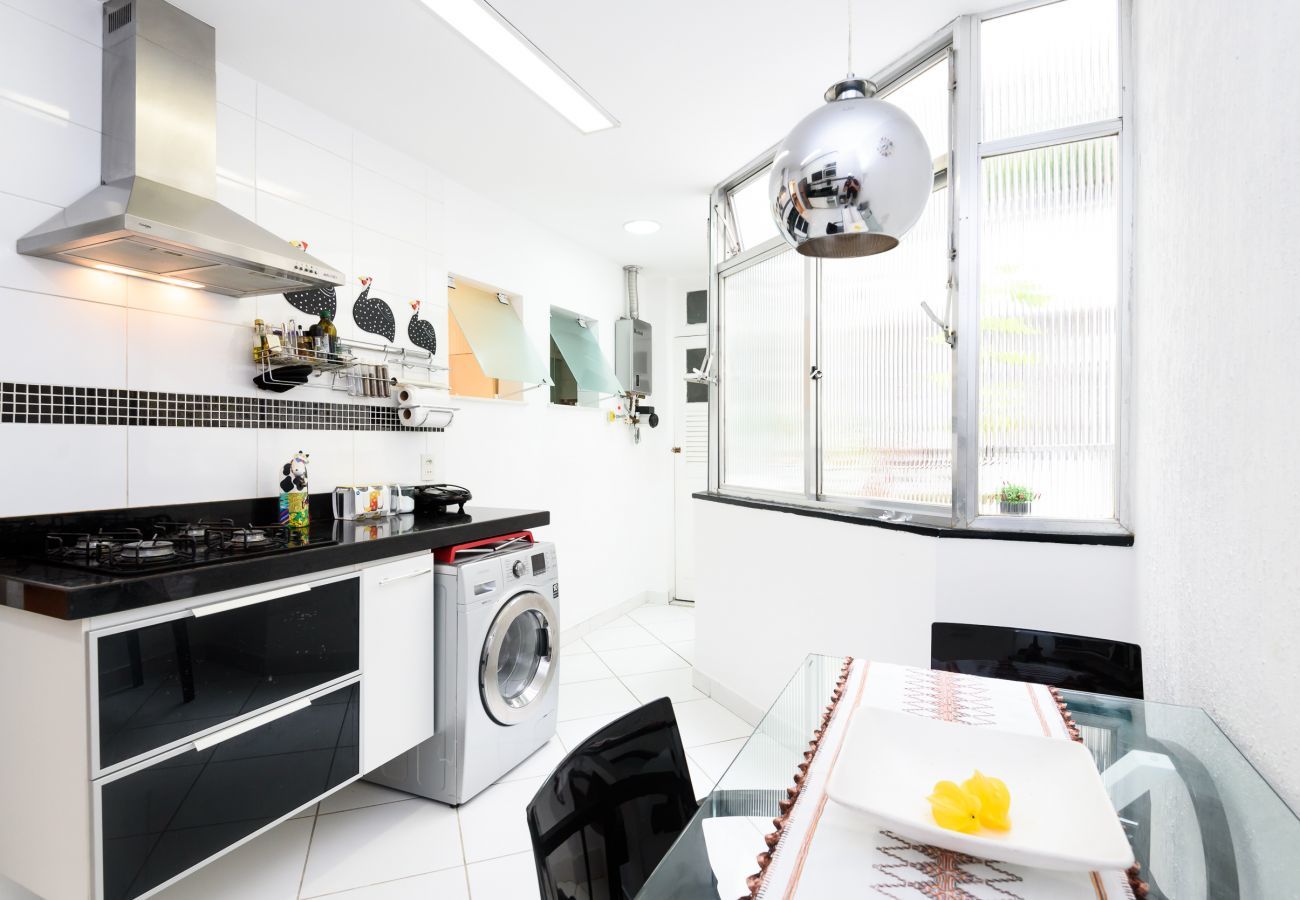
[[331, 484, 396, 520], [412, 484, 472, 515]]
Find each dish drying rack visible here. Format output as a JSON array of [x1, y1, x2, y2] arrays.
[[255, 331, 449, 395]]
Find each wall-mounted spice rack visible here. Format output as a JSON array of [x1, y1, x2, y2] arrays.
[[252, 324, 448, 394]]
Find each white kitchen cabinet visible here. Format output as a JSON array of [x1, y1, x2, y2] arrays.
[[361, 552, 436, 771]]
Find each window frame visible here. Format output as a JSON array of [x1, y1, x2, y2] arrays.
[[705, 0, 1133, 538]]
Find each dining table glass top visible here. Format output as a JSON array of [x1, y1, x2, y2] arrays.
[[636, 654, 1300, 900]]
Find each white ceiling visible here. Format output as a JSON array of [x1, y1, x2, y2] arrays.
[[174, 0, 996, 282]]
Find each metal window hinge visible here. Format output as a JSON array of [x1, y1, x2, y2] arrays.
[[810, 366, 824, 381], [921, 302, 956, 348]]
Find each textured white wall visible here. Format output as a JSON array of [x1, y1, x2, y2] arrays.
[[1132, 0, 1300, 809]]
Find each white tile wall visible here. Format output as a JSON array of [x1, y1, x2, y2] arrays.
[[0, 2, 100, 130], [0, 0, 458, 514], [0, 99, 99, 207]]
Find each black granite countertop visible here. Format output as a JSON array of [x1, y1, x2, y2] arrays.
[[0, 502, 549, 620]]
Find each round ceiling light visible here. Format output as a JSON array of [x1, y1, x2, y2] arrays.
[[623, 220, 661, 235], [769, 77, 932, 258]]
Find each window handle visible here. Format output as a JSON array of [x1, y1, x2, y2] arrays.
[[810, 366, 824, 381]]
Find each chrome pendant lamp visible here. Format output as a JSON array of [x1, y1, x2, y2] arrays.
[[769, 1, 932, 258]]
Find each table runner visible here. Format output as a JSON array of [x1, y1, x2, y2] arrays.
[[745, 659, 1139, 900]]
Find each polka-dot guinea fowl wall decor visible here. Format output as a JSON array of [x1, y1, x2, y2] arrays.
[[351, 277, 397, 342], [407, 300, 438, 355], [283, 285, 337, 318], [283, 242, 337, 317]]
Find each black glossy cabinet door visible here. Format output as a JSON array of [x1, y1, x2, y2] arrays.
[[100, 681, 360, 900], [95, 577, 360, 769]]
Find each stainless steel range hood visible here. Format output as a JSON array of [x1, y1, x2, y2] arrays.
[[17, 0, 343, 298]]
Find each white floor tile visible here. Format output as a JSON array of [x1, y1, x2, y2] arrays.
[[560, 636, 594, 655], [318, 780, 414, 816], [291, 803, 318, 820], [299, 799, 462, 898], [640, 619, 696, 643], [558, 652, 613, 685], [686, 738, 749, 783], [686, 758, 715, 801], [671, 699, 754, 749], [619, 668, 707, 705], [627, 605, 695, 627], [465, 851, 540, 900], [557, 677, 638, 722], [152, 817, 313, 900], [595, 643, 690, 677], [580, 624, 659, 652], [601, 614, 641, 628], [496, 737, 566, 783], [313, 867, 469, 898], [456, 775, 546, 863], [556, 711, 622, 750], [667, 640, 695, 664]]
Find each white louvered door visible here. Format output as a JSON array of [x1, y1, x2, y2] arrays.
[[673, 334, 709, 602]]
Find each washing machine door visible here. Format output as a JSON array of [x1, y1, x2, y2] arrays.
[[479, 590, 558, 726]]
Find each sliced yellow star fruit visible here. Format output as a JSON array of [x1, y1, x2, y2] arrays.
[[927, 779, 981, 833], [962, 770, 1012, 831]]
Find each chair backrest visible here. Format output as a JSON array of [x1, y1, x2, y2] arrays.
[[526, 697, 698, 900], [931, 622, 1144, 699]]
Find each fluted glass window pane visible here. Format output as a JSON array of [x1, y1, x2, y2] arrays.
[[981, 0, 1119, 142], [729, 167, 779, 256], [978, 137, 1119, 519], [821, 186, 951, 505], [881, 57, 950, 171], [721, 248, 805, 493]]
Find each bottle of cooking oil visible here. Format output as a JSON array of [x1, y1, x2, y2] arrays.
[[319, 312, 339, 361], [252, 319, 270, 363]]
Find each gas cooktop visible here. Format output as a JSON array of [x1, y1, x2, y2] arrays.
[[38, 518, 335, 576]]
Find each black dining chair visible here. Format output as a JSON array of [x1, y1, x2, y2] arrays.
[[526, 697, 700, 900], [931, 621, 1144, 699]]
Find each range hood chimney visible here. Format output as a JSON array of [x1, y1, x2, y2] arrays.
[[16, 0, 344, 298]]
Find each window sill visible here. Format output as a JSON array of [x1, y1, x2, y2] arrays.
[[692, 492, 1134, 547]]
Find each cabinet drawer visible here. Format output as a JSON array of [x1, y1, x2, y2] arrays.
[[97, 680, 360, 900], [93, 576, 360, 773]]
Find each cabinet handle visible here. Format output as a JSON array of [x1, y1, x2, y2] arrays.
[[378, 567, 432, 586], [191, 584, 310, 617], [192, 697, 312, 751]]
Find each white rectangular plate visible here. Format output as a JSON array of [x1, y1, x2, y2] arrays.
[[825, 706, 1134, 871]]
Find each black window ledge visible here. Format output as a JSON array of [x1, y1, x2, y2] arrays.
[[692, 492, 1134, 547]]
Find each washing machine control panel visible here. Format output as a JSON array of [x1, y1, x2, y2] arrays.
[[503, 544, 558, 586]]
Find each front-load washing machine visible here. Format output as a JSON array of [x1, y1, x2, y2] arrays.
[[367, 534, 559, 805]]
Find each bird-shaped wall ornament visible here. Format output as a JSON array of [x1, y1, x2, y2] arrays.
[[351, 276, 397, 342], [407, 300, 438, 355], [282, 241, 337, 318]]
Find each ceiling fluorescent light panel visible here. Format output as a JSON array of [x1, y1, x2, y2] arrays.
[[419, 0, 617, 134]]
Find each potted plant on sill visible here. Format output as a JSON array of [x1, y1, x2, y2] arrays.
[[998, 482, 1037, 515]]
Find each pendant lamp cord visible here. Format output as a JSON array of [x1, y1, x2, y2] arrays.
[[846, 0, 854, 77]]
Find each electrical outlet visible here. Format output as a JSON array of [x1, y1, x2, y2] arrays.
[[420, 454, 436, 481]]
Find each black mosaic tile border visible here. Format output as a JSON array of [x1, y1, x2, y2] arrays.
[[0, 382, 442, 432]]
